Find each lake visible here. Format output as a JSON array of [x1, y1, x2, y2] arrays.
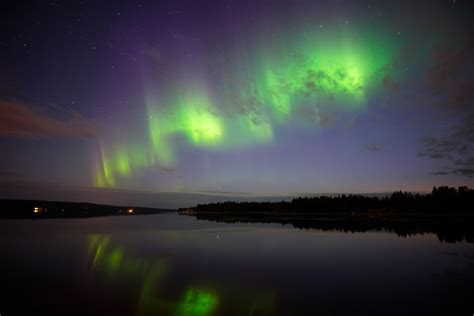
[[1, 213, 473, 315]]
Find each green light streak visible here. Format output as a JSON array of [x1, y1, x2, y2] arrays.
[[90, 235, 110, 269], [147, 105, 176, 167], [115, 149, 131, 176], [94, 26, 396, 187]]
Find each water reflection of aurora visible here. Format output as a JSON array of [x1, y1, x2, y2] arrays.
[[87, 235, 275, 315]]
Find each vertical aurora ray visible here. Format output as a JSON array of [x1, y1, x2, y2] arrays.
[[94, 141, 152, 187], [147, 103, 176, 167], [94, 143, 115, 187], [93, 22, 399, 188]]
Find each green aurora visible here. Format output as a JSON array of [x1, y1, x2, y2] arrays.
[[94, 26, 396, 188]]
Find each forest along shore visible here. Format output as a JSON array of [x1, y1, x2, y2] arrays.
[[178, 186, 474, 243]]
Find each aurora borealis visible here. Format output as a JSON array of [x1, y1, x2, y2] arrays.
[[96, 24, 396, 188], [1, 1, 474, 207]]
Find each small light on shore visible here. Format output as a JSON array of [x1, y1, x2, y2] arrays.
[[34, 207, 39, 213], [128, 208, 134, 214]]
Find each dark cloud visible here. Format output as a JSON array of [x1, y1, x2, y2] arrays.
[[430, 171, 449, 176], [452, 168, 474, 177], [418, 113, 474, 160], [0, 100, 96, 139], [302, 67, 363, 97], [418, 137, 460, 160], [419, 114, 474, 177], [385, 32, 474, 170], [236, 96, 263, 117], [454, 156, 474, 167]]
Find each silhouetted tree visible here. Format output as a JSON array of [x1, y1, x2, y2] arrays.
[[181, 186, 474, 214]]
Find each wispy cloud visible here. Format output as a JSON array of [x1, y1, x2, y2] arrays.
[[430, 171, 449, 176], [452, 168, 474, 177], [420, 114, 474, 177], [0, 100, 96, 139], [418, 137, 460, 160]]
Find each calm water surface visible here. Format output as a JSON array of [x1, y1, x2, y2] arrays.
[[1, 213, 473, 315]]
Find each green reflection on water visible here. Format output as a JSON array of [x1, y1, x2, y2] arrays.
[[88, 234, 172, 314], [87, 234, 274, 316], [177, 288, 218, 316]]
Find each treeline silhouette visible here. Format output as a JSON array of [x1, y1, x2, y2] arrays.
[[182, 186, 474, 214], [0, 199, 171, 219]]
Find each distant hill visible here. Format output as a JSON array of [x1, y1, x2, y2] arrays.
[[0, 199, 173, 219]]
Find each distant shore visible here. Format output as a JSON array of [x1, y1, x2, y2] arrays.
[[0, 199, 172, 219], [177, 186, 474, 242], [178, 186, 474, 215]]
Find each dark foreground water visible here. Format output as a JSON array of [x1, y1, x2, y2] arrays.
[[1, 213, 473, 316]]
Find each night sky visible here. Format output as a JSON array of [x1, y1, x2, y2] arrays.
[[1, 1, 473, 207]]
